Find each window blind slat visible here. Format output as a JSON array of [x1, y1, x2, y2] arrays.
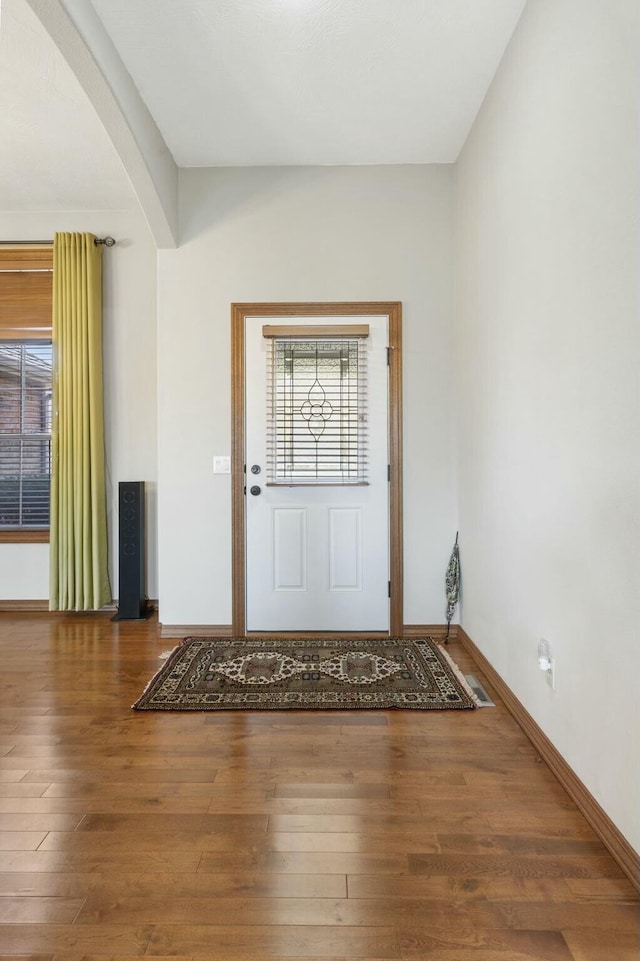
[[0, 341, 52, 528], [266, 337, 367, 485], [0, 273, 53, 336]]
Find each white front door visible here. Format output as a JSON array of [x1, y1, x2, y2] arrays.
[[245, 315, 389, 631]]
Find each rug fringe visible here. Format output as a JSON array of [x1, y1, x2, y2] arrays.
[[436, 643, 482, 707], [131, 644, 181, 708]]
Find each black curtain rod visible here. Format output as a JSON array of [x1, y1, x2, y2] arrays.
[[0, 237, 116, 247]]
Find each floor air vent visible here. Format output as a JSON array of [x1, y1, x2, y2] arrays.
[[465, 674, 495, 707]]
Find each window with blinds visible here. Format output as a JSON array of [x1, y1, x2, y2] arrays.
[[0, 246, 53, 532], [0, 343, 52, 527], [266, 335, 368, 485]]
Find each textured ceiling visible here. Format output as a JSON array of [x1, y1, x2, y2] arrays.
[[0, 0, 526, 215], [0, 0, 137, 211], [89, 0, 527, 167]]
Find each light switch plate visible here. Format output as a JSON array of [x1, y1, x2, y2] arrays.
[[213, 455, 231, 474]]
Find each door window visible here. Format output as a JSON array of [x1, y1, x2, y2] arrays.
[[266, 335, 368, 485]]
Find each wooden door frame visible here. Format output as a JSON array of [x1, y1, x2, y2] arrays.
[[231, 302, 403, 636]]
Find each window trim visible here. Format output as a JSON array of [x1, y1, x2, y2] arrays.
[[0, 529, 49, 544], [0, 245, 53, 543]]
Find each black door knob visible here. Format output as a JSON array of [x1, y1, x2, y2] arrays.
[[250, 464, 261, 474], [250, 485, 261, 496]]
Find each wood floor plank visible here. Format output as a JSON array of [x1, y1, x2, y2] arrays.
[[0, 785, 52, 799], [0, 954, 53, 961], [49, 956, 193, 961], [0, 736, 62, 746], [0, 756, 271, 773], [21, 768, 221, 783], [436, 833, 607, 856], [267, 813, 486, 833], [0, 851, 201, 873], [42, 780, 263, 799], [74, 812, 268, 833], [0, 872, 99, 896], [0, 797, 212, 815], [407, 851, 627, 880], [564, 876, 639, 902], [0, 871, 344, 899], [0, 613, 636, 961], [273, 783, 393, 798], [203, 713, 390, 727], [261, 832, 443, 853], [198, 851, 410, 875], [145, 923, 401, 959], [489, 899, 639, 930], [37, 831, 269, 855], [0, 923, 151, 955], [347, 875, 575, 902], [0, 814, 84, 832], [0, 771, 29, 783], [0, 896, 85, 923], [50, 957, 194, 961], [562, 927, 640, 961], [210, 798, 424, 816], [398, 927, 574, 961], [0, 832, 48, 851], [76, 894, 454, 926]]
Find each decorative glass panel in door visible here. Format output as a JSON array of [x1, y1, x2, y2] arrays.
[[267, 336, 367, 485]]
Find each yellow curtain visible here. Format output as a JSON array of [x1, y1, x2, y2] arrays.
[[49, 233, 112, 610]]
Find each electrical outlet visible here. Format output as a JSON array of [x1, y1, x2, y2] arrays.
[[538, 638, 551, 671], [546, 657, 555, 690], [538, 639, 555, 690]]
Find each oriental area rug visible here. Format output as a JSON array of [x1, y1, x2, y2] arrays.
[[133, 637, 478, 712]]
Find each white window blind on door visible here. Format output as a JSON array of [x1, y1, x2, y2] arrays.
[[266, 336, 368, 485]]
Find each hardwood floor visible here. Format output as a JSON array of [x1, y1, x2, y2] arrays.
[[0, 612, 637, 960]]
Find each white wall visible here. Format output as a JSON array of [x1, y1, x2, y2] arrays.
[[455, 0, 640, 851], [158, 164, 455, 626], [0, 208, 158, 600]]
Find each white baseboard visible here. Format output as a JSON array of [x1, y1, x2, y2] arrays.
[[159, 623, 233, 639]]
